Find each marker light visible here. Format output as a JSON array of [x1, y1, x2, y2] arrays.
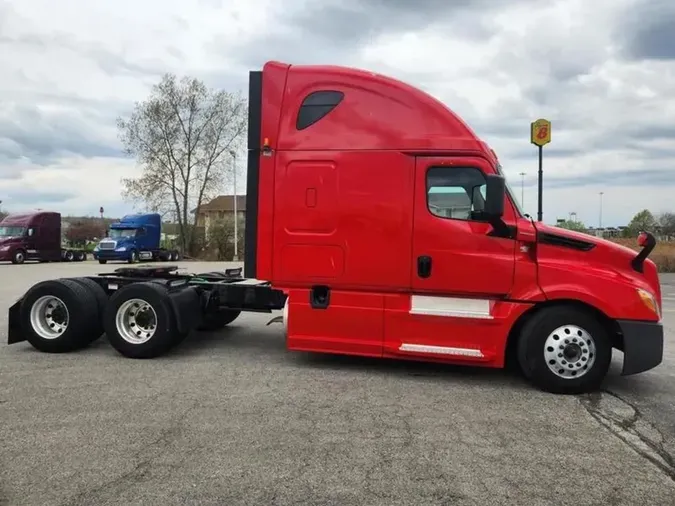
[[637, 232, 648, 247], [637, 288, 660, 319]]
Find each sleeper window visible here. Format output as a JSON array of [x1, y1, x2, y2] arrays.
[[296, 91, 344, 130], [426, 166, 487, 220]]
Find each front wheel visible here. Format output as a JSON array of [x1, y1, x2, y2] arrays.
[[128, 250, 139, 264], [98, 259, 107, 265], [517, 305, 612, 395], [12, 249, 26, 264]]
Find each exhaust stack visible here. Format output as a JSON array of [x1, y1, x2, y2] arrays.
[[631, 231, 656, 273]]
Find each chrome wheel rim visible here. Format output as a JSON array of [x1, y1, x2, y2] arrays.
[[30, 296, 69, 339], [544, 324, 596, 379], [15, 252, 24, 262], [115, 298, 157, 344]]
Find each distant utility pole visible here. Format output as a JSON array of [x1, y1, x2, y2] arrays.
[[599, 192, 604, 229], [519, 172, 526, 209]]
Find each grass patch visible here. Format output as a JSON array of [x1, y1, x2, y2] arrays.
[[610, 238, 675, 273]]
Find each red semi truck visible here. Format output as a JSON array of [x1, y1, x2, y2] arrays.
[[6, 61, 663, 395], [0, 211, 88, 264]]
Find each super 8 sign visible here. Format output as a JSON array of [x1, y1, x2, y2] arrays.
[[530, 118, 551, 147]]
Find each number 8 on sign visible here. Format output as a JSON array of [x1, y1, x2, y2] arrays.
[[530, 118, 551, 147]]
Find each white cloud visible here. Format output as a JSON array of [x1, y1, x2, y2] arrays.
[[0, 0, 674, 228]]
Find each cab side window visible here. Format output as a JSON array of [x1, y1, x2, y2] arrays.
[[426, 166, 487, 221]]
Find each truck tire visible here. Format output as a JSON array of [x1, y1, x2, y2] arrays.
[[12, 249, 26, 265], [70, 277, 109, 342], [517, 305, 612, 395], [64, 250, 74, 262], [19, 279, 98, 353], [103, 282, 180, 358], [98, 259, 108, 265], [128, 250, 139, 264], [196, 310, 241, 331]]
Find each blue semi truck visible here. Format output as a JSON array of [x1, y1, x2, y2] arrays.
[[92, 213, 180, 264]]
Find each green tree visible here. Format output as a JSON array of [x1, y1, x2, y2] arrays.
[[117, 73, 247, 256], [627, 209, 657, 236], [556, 219, 588, 233], [206, 215, 245, 261]]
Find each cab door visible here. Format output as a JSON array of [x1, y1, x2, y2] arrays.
[[382, 155, 517, 362], [410, 155, 516, 297], [24, 219, 40, 260]]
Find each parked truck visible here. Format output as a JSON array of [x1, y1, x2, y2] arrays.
[[0, 211, 88, 264], [6, 60, 664, 395], [92, 213, 180, 264]]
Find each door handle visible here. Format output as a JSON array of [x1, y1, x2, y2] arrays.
[[417, 255, 432, 278]]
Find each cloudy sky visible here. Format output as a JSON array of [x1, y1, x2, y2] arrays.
[[0, 0, 673, 226]]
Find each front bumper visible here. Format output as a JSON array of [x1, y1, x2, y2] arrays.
[[617, 319, 664, 375], [94, 250, 128, 260]]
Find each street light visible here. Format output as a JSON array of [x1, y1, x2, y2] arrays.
[[519, 172, 526, 210], [599, 192, 604, 230], [228, 149, 238, 261]]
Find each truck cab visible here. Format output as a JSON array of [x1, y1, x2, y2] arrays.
[[94, 213, 164, 264], [0, 212, 63, 264], [243, 61, 663, 394]]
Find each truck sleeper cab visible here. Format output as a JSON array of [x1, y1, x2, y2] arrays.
[[0, 212, 87, 264], [244, 61, 664, 395]]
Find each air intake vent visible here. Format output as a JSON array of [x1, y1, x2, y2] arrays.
[[538, 232, 595, 251]]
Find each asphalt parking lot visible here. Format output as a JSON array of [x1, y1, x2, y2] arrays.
[[1, 261, 674, 506]]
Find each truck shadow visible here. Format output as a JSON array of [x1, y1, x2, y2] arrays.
[[175, 325, 636, 393], [176, 326, 532, 390]]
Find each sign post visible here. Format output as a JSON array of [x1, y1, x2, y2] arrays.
[[530, 118, 551, 222]]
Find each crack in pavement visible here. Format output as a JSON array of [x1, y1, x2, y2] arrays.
[[579, 390, 675, 482]]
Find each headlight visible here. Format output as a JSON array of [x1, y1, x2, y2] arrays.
[[637, 288, 660, 319], [115, 247, 127, 252]]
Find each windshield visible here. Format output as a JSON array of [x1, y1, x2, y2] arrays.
[[109, 228, 137, 239], [0, 226, 26, 237], [496, 162, 525, 218]]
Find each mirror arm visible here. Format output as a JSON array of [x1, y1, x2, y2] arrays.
[[487, 216, 512, 239]]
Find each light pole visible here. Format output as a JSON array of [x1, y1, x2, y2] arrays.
[[599, 192, 604, 230], [228, 149, 238, 261], [519, 172, 526, 210]]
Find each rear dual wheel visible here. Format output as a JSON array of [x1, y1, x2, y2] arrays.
[[517, 306, 612, 395], [19, 278, 107, 353], [103, 282, 193, 358], [196, 310, 241, 331]]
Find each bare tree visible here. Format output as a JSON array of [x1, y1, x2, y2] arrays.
[[658, 212, 675, 238], [117, 73, 247, 254]]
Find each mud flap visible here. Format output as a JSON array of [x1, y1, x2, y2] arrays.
[[7, 298, 25, 344]]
